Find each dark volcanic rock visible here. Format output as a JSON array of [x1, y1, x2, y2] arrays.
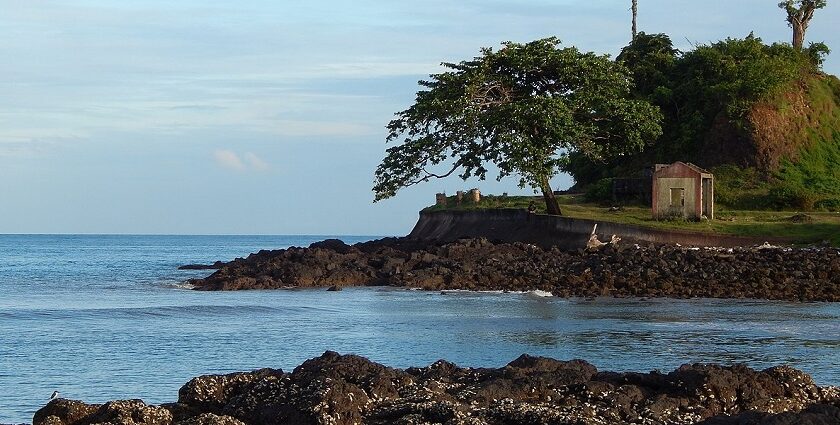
[[34, 353, 840, 425], [35, 399, 172, 425], [178, 369, 284, 414], [186, 237, 840, 302], [178, 261, 226, 270], [308, 239, 354, 254], [699, 401, 840, 424], [176, 413, 245, 425], [33, 399, 99, 425]]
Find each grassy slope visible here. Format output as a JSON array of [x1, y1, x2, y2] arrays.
[[713, 74, 840, 210], [425, 194, 840, 246], [774, 75, 840, 196]]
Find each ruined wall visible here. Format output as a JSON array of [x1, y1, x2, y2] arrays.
[[653, 177, 697, 219]]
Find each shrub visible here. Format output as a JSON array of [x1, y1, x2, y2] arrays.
[[767, 183, 819, 211], [584, 178, 614, 204], [711, 165, 776, 209], [815, 197, 840, 212]]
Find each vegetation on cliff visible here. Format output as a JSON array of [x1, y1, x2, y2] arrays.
[[571, 33, 840, 211]]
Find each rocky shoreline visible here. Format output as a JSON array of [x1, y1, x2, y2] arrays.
[[34, 351, 840, 425], [187, 238, 840, 302]]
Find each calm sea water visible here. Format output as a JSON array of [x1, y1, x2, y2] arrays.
[[0, 235, 838, 424]]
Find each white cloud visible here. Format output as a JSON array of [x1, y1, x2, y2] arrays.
[[7, 0, 838, 150], [214, 149, 270, 172], [269, 120, 378, 137], [244, 152, 269, 171], [213, 149, 245, 171]]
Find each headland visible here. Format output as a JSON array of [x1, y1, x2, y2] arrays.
[[185, 209, 840, 301]]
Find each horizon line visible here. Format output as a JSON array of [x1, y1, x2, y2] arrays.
[[0, 233, 392, 237]]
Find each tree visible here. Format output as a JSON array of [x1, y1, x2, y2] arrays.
[[568, 34, 829, 191], [372, 38, 662, 215], [778, 0, 827, 50], [631, 0, 638, 40], [617, 32, 679, 100], [563, 33, 679, 188]]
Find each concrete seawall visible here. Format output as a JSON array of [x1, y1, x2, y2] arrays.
[[408, 209, 787, 249]]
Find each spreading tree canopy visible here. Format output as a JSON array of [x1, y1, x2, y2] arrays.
[[372, 37, 662, 215]]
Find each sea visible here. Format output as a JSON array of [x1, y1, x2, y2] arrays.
[[1, 234, 838, 424]]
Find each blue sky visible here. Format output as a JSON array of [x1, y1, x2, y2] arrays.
[[2, 0, 839, 235]]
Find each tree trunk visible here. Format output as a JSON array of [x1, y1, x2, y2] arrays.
[[784, 2, 821, 51], [540, 177, 562, 216], [792, 20, 805, 49], [631, 0, 638, 40]]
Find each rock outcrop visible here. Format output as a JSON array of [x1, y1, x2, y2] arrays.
[[178, 261, 226, 270], [187, 238, 840, 302], [33, 352, 840, 425]]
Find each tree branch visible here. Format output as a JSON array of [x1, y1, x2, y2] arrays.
[[420, 160, 463, 180]]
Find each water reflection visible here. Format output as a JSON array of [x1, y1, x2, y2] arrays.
[[502, 330, 563, 346]]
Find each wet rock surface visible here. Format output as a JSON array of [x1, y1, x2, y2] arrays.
[[187, 238, 840, 302], [34, 352, 840, 425], [178, 261, 227, 270]]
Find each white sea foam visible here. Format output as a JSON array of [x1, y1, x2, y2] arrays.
[[165, 281, 196, 290], [437, 289, 553, 296], [439, 289, 517, 294]]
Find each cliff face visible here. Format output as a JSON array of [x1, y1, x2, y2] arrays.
[[690, 75, 840, 175], [743, 75, 840, 173]]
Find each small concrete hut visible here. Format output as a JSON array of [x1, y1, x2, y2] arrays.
[[652, 162, 714, 220]]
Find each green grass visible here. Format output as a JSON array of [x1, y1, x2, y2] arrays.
[[426, 194, 840, 246]]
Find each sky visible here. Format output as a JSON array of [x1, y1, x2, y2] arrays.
[[2, 0, 840, 235]]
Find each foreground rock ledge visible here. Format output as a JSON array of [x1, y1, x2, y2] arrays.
[[34, 352, 840, 425], [187, 238, 840, 301]]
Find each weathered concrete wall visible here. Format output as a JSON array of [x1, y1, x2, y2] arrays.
[[408, 209, 787, 250], [653, 177, 696, 219]]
